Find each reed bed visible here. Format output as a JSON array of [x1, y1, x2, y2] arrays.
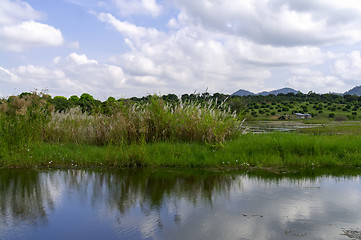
[[44, 97, 242, 145], [0, 95, 242, 154]]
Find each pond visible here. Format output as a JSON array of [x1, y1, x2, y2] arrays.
[[243, 121, 318, 133], [1, 168, 361, 240]]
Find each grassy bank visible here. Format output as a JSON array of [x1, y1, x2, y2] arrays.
[[3, 133, 361, 169], [0, 93, 244, 168], [2, 93, 361, 170]]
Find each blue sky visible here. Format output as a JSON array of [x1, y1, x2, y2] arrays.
[[2, 0, 361, 99]]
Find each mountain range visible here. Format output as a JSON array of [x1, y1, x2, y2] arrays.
[[232, 87, 300, 96], [232, 86, 361, 96], [344, 86, 361, 96]]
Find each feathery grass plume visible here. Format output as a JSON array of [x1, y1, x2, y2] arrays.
[[43, 96, 243, 145]]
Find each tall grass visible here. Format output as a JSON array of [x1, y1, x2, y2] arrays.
[[0, 93, 52, 155], [44, 97, 242, 145]]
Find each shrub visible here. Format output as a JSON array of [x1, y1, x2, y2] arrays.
[[0, 92, 52, 152]]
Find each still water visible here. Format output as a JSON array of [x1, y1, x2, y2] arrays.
[[1, 168, 361, 240]]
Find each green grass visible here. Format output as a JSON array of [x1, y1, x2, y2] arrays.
[[298, 121, 361, 135], [2, 93, 361, 170], [3, 133, 361, 169]]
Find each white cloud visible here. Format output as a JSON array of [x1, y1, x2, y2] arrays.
[[230, 39, 324, 66], [167, 18, 179, 28], [333, 51, 361, 82], [0, 53, 127, 99], [287, 68, 345, 93], [0, 66, 21, 83], [13, 65, 67, 93], [3, 0, 361, 98], [0, 0, 42, 25], [94, 12, 160, 41], [173, 0, 361, 46], [55, 53, 127, 96], [66, 53, 98, 65], [112, 0, 163, 17], [0, 0, 64, 52], [92, 12, 327, 95], [0, 20, 64, 52]]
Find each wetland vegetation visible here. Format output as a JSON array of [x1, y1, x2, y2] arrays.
[[2, 91, 361, 169]]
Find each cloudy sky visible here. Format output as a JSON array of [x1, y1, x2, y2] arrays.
[[2, 0, 361, 99]]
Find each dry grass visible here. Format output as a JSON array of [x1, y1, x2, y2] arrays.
[[44, 97, 243, 145]]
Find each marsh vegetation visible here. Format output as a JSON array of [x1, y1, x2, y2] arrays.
[[2, 91, 361, 169]]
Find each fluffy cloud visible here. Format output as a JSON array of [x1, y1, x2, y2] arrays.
[[0, 53, 127, 99], [54, 53, 127, 96], [3, 0, 361, 98], [333, 51, 361, 82], [287, 68, 345, 93], [0, 0, 42, 25], [0, 0, 64, 52], [92, 11, 328, 95], [86, 2, 361, 96], [0, 20, 64, 52], [173, 0, 361, 46]]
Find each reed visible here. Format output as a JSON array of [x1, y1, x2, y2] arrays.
[[44, 97, 242, 145]]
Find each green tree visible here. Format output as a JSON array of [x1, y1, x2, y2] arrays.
[[49, 96, 70, 112], [69, 95, 80, 102], [80, 93, 95, 102]]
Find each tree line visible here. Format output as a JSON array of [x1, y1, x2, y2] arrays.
[[12, 91, 361, 116]]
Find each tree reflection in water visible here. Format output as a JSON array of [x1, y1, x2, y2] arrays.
[[0, 169, 56, 227], [0, 168, 239, 228], [2, 168, 361, 239], [61, 169, 238, 224]]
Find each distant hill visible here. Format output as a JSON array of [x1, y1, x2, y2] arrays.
[[344, 86, 361, 96], [231, 89, 255, 96], [232, 87, 300, 96], [257, 87, 300, 96]]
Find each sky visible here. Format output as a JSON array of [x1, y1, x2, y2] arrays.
[[2, 0, 361, 100]]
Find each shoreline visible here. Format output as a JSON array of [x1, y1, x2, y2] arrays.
[[2, 133, 361, 170]]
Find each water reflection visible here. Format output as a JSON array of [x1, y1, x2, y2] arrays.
[[1, 168, 361, 239], [61, 169, 236, 216], [244, 121, 318, 133], [0, 170, 55, 226]]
